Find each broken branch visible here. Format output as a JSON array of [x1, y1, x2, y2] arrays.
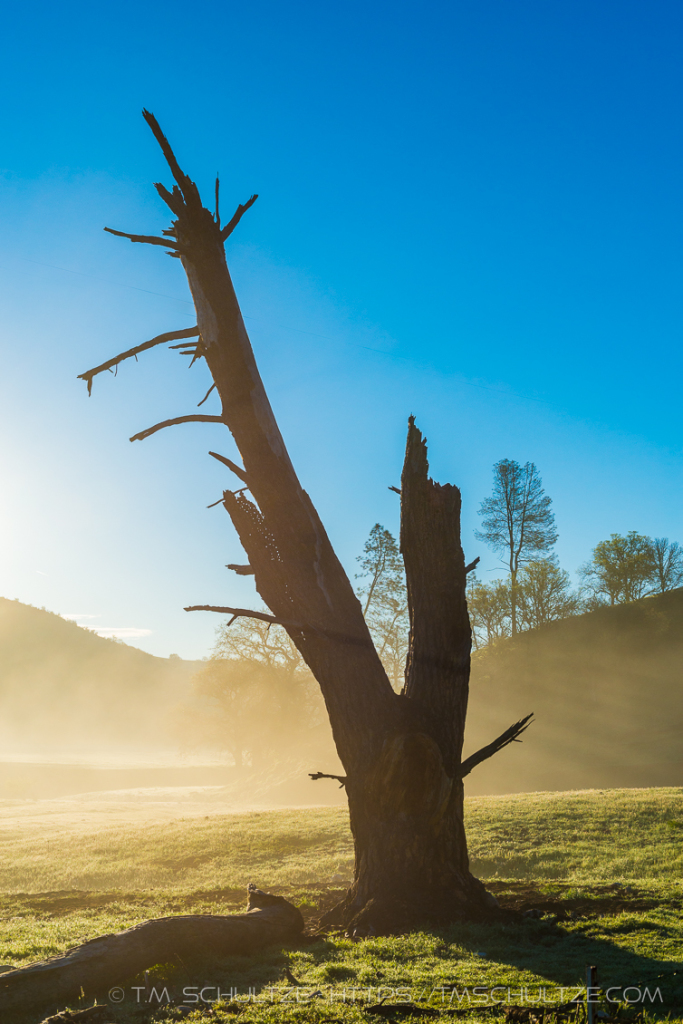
[[154, 181, 185, 217], [457, 714, 534, 779], [78, 327, 200, 395], [220, 194, 259, 240], [226, 563, 255, 575], [309, 771, 347, 788], [209, 450, 248, 483], [465, 557, 480, 574], [129, 414, 224, 443], [0, 885, 302, 1013], [104, 226, 181, 249], [142, 109, 202, 212]]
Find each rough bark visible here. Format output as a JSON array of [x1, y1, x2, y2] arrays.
[[78, 112, 532, 938], [0, 886, 303, 1013], [322, 421, 495, 934]]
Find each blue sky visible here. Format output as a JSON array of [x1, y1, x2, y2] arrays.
[[0, 0, 681, 657]]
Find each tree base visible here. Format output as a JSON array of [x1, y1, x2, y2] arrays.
[[320, 875, 501, 936]]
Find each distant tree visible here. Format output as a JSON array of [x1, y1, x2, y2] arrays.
[[647, 537, 683, 594], [579, 531, 653, 606], [467, 559, 579, 646], [516, 558, 581, 630], [476, 460, 558, 634], [356, 524, 404, 616], [212, 613, 303, 674], [355, 524, 409, 690], [466, 576, 511, 649], [171, 617, 325, 768]]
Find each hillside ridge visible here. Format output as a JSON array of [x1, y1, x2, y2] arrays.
[[464, 587, 683, 794], [0, 597, 201, 754]]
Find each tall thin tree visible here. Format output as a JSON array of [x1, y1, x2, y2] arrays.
[[476, 459, 557, 633], [356, 524, 409, 689]]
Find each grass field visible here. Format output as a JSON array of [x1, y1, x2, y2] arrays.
[[2, 788, 683, 1024]]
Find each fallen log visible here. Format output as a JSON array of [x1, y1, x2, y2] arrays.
[[0, 884, 303, 1014]]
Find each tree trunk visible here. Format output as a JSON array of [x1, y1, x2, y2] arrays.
[[80, 112, 531, 938], [510, 566, 518, 634], [0, 887, 303, 1014], [331, 769, 494, 935], [326, 421, 496, 933]]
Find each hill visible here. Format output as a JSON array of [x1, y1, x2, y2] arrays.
[[463, 588, 683, 794], [1, 589, 681, 800], [0, 597, 200, 756]]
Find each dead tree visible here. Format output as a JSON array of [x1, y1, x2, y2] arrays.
[[78, 112, 532, 936]]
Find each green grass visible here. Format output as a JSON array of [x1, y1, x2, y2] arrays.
[[0, 806, 353, 891], [2, 788, 682, 894], [2, 789, 683, 1023], [466, 788, 683, 881]]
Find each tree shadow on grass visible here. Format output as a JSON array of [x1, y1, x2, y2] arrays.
[[440, 916, 683, 1011]]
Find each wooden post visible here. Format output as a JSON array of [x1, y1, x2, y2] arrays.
[[586, 964, 598, 1024]]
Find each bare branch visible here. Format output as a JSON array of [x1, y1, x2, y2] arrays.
[[220, 194, 258, 241], [168, 339, 206, 368], [465, 557, 480, 575], [129, 414, 224, 443], [184, 605, 306, 630], [457, 714, 534, 779], [226, 563, 255, 575], [208, 451, 248, 483], [388, 486, 401, 495], [78, 327, 200, 395], [309, 771, 347, 789], [104, 226, 181, 249], [197, 383, 216, 407]]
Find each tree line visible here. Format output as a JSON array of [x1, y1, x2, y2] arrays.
[[360, 458, 683, 658], [171, 456, 682, 763], [470, 459, 683, 648]]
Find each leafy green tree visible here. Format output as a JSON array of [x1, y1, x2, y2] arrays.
[[516, 558, 581, 630], [355, 524, 409, 690], [579, 531, 653, 606], [476, 460, 557, 633], [466, 575, 511, 649], [647, 537, 683, 594], [467, 559, 578, 647]]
